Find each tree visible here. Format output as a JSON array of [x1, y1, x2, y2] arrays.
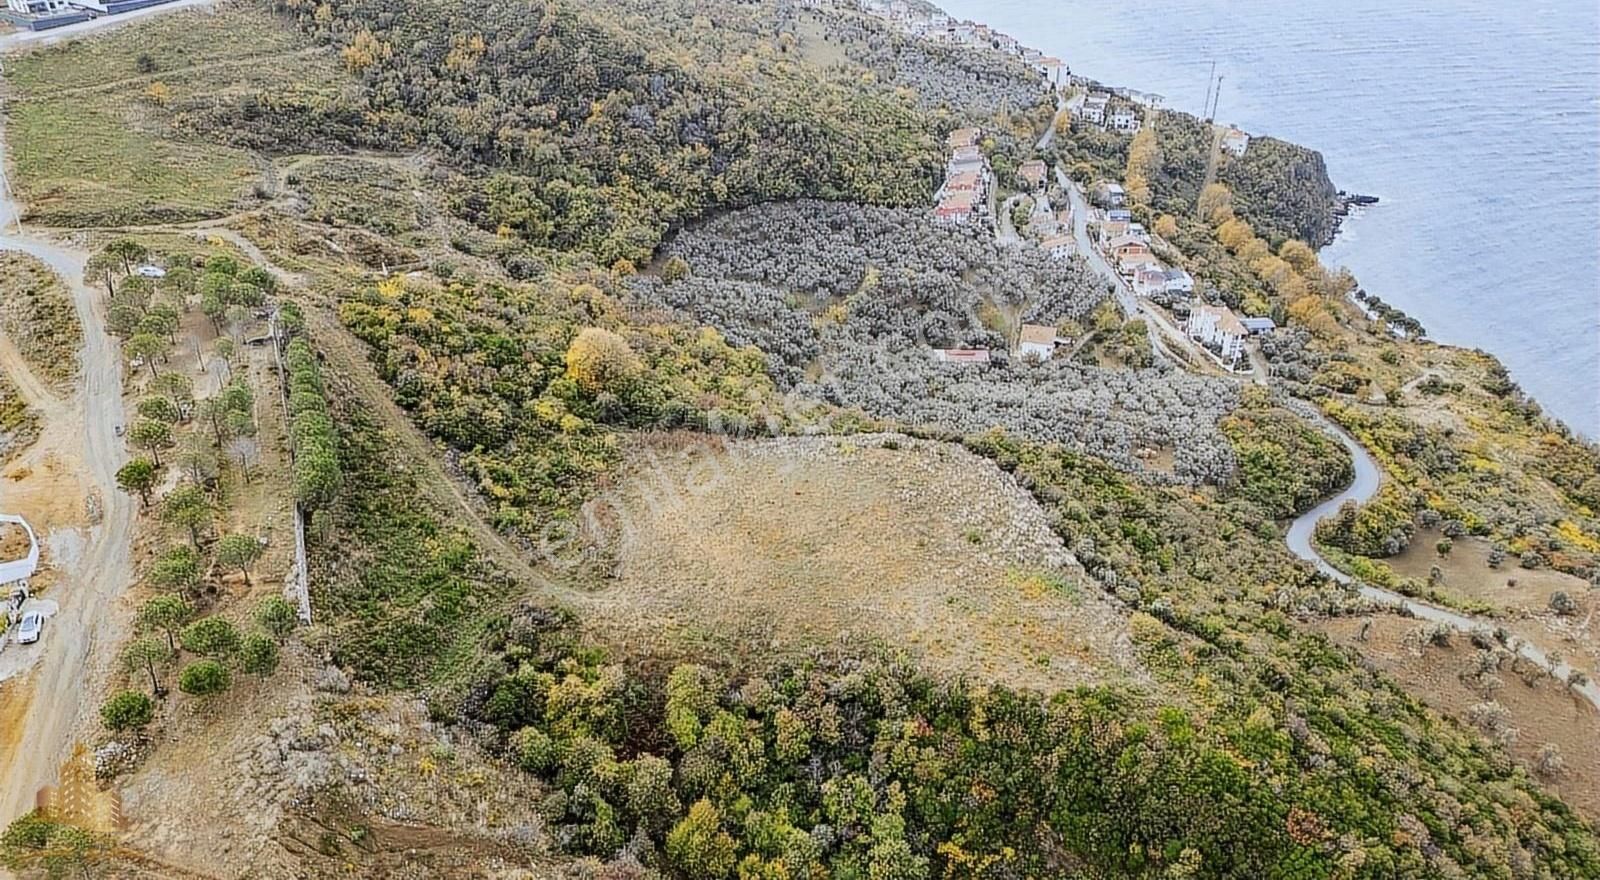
[[180, 616, 241, 657], [126, 332, 166, 377], [201, 289, 227, 334], [176, 432, 218, 485], [161, 484, 211, 548], [665, 799, 736, 878], [148, 544, 201, 594], [178, 660, 231, 697], [106, 237, 148, 275], [116, 458, 159, 509], [1154, 214, 1179, 239], [137, 595, 192, 652], [121, 636, 171, 696], [151, 372, 194, 420], [136, 396, 181, 424], [564, 327, 641, 393], [213, 337, 235, 380], [216, 534, 264, 586], [100, 691, 154, 732], [239, 633, 280, 680], [256, 596, 298, 641], [145, 302, 182, 344], [129, 419, 173, 466]]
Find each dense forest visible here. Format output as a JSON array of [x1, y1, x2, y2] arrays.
[[267, 0, 943, 266]]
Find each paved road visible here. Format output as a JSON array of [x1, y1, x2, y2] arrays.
[[1286, 420, 1600, 712]]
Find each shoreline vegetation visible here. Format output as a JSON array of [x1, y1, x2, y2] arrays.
[[1, 0, 1598, 877]]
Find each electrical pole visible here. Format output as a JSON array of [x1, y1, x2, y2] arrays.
[[1201, 61, 1216, 123], [1210, 75, 1224, 123]]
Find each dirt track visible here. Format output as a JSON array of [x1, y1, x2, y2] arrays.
[[0, 132, 134, 826]]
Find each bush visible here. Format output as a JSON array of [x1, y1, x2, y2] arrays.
[[178, 660, 231, 696], [99, 691, 154, 732]]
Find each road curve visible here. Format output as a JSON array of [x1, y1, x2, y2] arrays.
[[1286, 420, 1600, 711]]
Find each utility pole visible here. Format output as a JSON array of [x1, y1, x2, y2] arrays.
[[1209, 75, 1224, 123], [1201, 61, 1216, 122]]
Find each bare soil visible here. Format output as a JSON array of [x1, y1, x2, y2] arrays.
[[1318, 615, 1600, 822], [580, 432, 1143, 692], [1387, 527, 1598, 678]]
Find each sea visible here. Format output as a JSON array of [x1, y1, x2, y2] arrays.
[[938, 0, 1600, 437]]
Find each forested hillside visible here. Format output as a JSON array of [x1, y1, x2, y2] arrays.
[[268, 0, 942, 266], [1061, 106, 1342, 245], [3, 1, 1597, 878]]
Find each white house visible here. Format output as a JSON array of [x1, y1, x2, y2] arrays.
[[1016, 324, 1057, 362], [1040, 235, 1074, 261], [1109, 106, 1141, 133], [135, 265, 167, 279], [1241, 316, 1277, 335], [1075, 93, 1110, 126], [1132, 267, 1169, 297], [1162, 268, 1194, 295], [1220, 127, 1250, 157], [1187, 303, 1247, 364]]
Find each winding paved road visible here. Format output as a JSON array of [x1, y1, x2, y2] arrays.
[[1286, 421, 1600, 711]]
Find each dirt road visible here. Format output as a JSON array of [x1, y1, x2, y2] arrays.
[[0, 120, 134, 827]]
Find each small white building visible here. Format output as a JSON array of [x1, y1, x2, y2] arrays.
[[1220, 126, 1250, 157], [1241, 316, 1277, 335], [135, 265, 167, 279], [1163, 268, 1194, 295], [1016, 324, 1058, 362], [1109, 106, 1141, 133], [1040, 235, 1074, 261], [1076, 93, 1110, 126], [1187, 303, 1247, 364], [931, 348, 992, 365]]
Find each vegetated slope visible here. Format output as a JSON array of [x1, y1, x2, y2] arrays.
[[0, 252, 82, 391], [270, 0, 943, 267], [1059, 105, 1342, 245]]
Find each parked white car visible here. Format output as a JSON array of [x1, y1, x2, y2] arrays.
[[17, 611, 43, 645]]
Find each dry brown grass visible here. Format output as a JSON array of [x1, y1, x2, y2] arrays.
[[574, 432, 1143, 693], [1319, 615, 1600, 822]]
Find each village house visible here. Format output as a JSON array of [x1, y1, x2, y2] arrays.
[[1017, 160, 1047, 191], [1016, 324, 1058, 362], [1106, 233, 1150, 262], [946, 127, 981, 150], [1106, 208, 1132, 223], [933, 191, 980, 226], [1241, 316, 1278, 335], [1098, 219, 1129, 243], [943, 169, 983, 193], [1220, 126, 1250, 157], [1034, 57, 1065, 86], [1108, 106, 1141, 133], [1163, 268, 1195, 294], [1041, 235, 1074, 261], [1117, 250, 1161, 278], [1187, 303, 1247, 364], [1096, 182, 1126, 208], [1075, 93, 1110, 126], [1133, 266, 1169, 298]]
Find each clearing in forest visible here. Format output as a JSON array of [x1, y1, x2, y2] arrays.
[[579, 432, 1142, 692]]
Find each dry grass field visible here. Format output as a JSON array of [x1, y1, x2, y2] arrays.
[[576, 432, 1144, 692], [1319, 615, 1600, 822]]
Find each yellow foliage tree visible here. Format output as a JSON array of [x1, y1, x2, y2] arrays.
[[1216, 217, 1255, 253], [565, 327, 641, 393], [1197, 183, 1233, 225], [1153, 214, 1179, 240], [1278, 239, 1319, 276], [1124, 124, 1158, 207]]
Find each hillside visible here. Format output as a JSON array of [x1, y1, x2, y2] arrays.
[[0, 1, 1597, 878]]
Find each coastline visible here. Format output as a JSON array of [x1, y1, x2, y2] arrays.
[[923, 0, 1598, 440]]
